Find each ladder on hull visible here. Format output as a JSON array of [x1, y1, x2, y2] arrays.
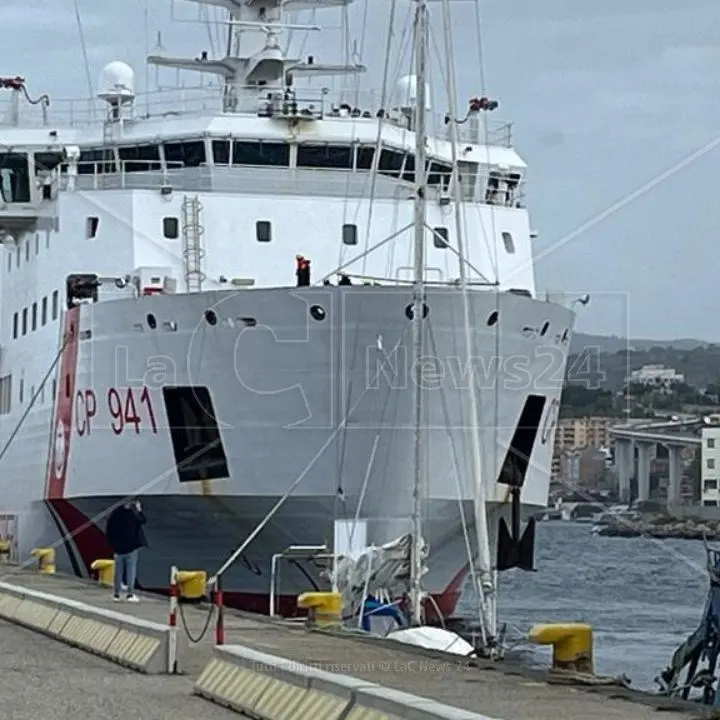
[[182, 195, 206, 293]]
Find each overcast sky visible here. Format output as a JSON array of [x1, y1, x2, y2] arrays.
[[2, 0, 718, 340]]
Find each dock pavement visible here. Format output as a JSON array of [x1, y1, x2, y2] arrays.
[[0, 618, 235, 720], [0, 569, 703, 720]]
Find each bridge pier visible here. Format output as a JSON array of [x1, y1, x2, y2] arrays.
[[666, 444, 684, 507], [615, 439, 633, 502], [636, 441, 653, 502]]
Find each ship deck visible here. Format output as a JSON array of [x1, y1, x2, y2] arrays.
[[0, 569, 700, 719]]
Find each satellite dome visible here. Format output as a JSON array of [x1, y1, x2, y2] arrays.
[[97, 61, 135, 104], [395, 75, 431, 111]]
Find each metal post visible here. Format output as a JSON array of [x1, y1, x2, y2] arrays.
[[215, 574, 225, 646], [167, 565, 178, 673], [269, 553, 280, 619]]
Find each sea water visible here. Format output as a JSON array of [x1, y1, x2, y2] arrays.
[[457, 521, 708, 690]]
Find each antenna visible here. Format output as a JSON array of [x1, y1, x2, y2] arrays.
[[153, 30, 165, 90]]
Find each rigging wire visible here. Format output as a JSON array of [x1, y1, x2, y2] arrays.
[[359, 0, 399, 276], [72, 0, 95, 113], [440, 0, 495, 642], [426, 319, 487, 648]]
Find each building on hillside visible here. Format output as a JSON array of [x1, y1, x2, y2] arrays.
[[702, 426, 720, 506], [551, 416, 614, 478], [627, 364, 684, 389]]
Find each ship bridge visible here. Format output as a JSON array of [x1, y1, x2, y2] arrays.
[[0, 130, 79, 239]]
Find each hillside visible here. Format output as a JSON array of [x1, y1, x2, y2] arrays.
[[569, 333, 708, 355], [565, 333, 720, 392]]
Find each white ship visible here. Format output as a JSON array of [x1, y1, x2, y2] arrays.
[[0, 0, 576, 632]]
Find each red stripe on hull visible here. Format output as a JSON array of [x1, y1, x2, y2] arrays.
[[45, 307, 81, 500], [49, 499, 114, 574], [50, 501, 467, 619]]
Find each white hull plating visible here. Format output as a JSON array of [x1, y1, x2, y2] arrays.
[[0, 285, 573, 616]]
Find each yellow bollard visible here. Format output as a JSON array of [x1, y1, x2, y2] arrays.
[[528, 623, 594, 674], [90, 559, 115, 587], [297, 591, 342, 628], [176, 570, 207, 600], [30, 548, 56, 574]]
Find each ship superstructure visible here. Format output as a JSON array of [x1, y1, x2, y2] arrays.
[[0, 0, 575, 627]]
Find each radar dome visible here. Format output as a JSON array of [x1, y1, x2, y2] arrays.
[[97, 61, 135, 104], [395, 75, 431, 111]]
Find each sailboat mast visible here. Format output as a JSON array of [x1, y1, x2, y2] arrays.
[[409, 0, 428, 627]]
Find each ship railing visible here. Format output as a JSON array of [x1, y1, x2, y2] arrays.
[[60, 158, 524, 208], [0, 82, 515, 148], [57, 161, 526, 206]]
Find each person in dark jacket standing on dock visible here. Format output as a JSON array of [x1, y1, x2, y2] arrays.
[[106, 499, 147, 602]]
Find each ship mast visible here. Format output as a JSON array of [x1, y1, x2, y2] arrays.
[[409, 0, 428, 628]]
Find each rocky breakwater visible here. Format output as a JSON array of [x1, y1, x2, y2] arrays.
[[598, 513, 720, 540]]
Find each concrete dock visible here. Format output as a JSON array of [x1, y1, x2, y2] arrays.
[[0, 618, 234, 720], [0, 569, 703, 719]]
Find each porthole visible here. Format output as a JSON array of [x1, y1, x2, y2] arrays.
[[561, 328, 569, 343], [486, 310, 499, 327], [204, 309, 218, 326], [146, 313, 157, 330], [310, 305, 326, 321], [540, 321, 549, 337], [404, 303, 429, 320]]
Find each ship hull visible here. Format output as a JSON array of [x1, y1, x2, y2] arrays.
[[1, 285, 574, 619]]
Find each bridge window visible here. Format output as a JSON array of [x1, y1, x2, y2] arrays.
[[256, 220, 272, 243], [12, 312, 17, 339], [34, 152, 64, 175], [164, 140, 205, 168], [163, 217, 179, 240], [355, 146, 375, 170], [342, 224, 357, 245], [118, 144, 161, 172], [86, 216, 99, 239], [233, 141, 289, 167], [427, 161, 452, 188], [401, 154, 416, 183], [212, 140, 230, 165], [502, 231, 515, 254], [433, 227, 449, 249], [0, 152, 30, 203], [704, 500, 718, 506], [708, 438, 716, 449], [297, 144, 352, 169], [708, 458, 716, 469], [378, 148, 404, 179], [42, 297, 47, 326], [77, 149, 115, 175], [705, 480, 718, 490]]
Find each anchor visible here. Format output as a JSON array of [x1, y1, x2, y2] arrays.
[[496, 484, 536, 572]]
